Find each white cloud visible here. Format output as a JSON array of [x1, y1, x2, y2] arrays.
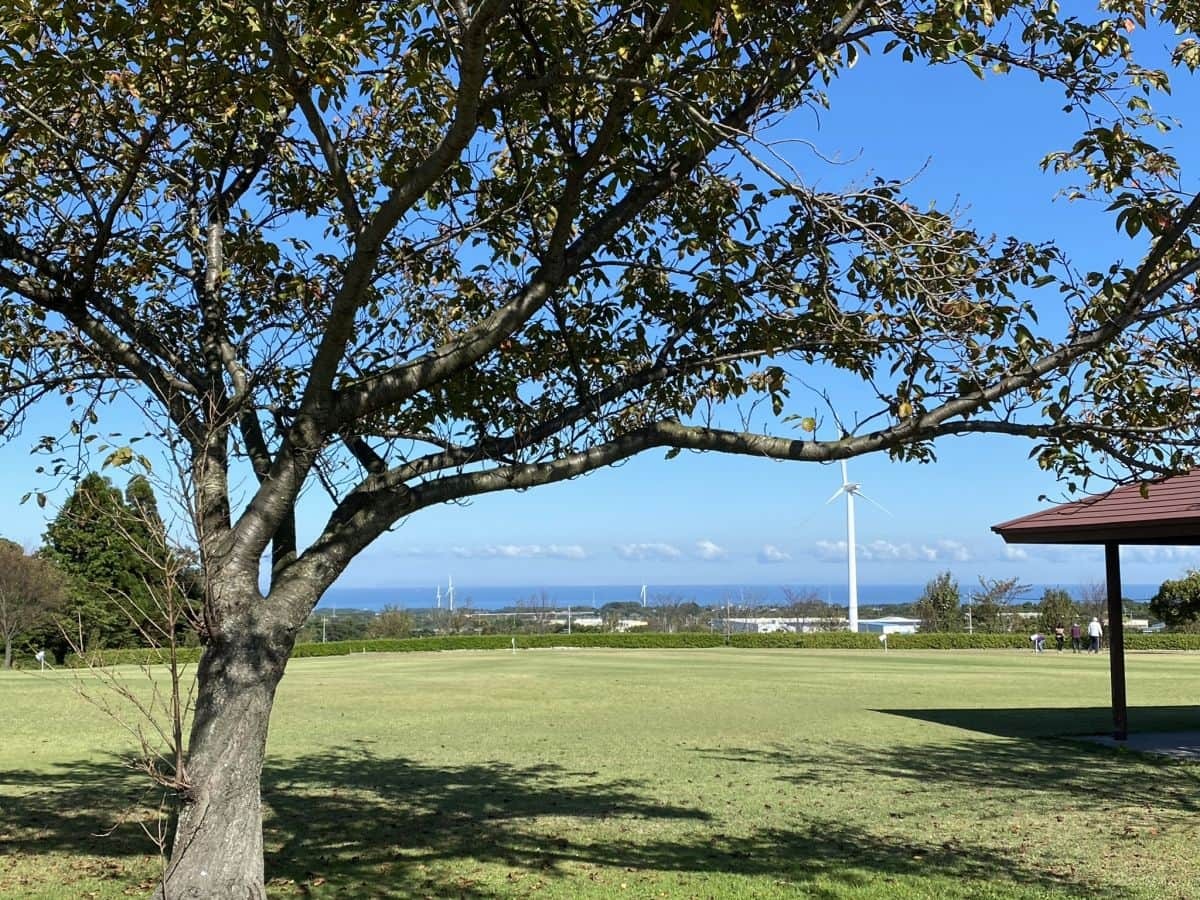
[[1122, 546, 1200, 565], [814, 539, 847, 562], [931, 540, 971, 562], [862, 540, 906, 560], [759, 544, 791, 564], [616, 542, 683, 561], [451, 544, 588, 560], [992, 545, 1101, 564], [813, 538, 971, 563], [393, 546, 440, 557], [694, 539, 727, 561]]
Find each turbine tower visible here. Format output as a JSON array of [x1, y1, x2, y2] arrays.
[[825, 460, 887, 634]]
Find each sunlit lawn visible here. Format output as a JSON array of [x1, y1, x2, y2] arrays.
[[2, 648, 1199, 898]]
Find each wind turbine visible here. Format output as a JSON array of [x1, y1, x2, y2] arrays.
[[825, 460, 888, 634]]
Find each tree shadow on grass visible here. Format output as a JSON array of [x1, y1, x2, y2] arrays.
[[698, 706, 1200, 820], [0, 739, 1161, 898], [876, 704, 1200, 741]]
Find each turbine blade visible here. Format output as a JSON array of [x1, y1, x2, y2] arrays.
[[840, 459, 849, 486], [857, 490, 892, 516], [825, 486, 845, 505]]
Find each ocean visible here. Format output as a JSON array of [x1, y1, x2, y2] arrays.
[[315, 582, 1163, 612]]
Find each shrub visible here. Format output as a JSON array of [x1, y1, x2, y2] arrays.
[[729, 632, 880, 649], [889, 633, 1028, 650], [1124, 633, 1200, 651], [64, 646, 203, 668]]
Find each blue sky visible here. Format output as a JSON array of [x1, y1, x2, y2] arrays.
[[2, 20, 1199, 594]]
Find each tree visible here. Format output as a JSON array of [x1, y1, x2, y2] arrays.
[[367, 605, 414, 639], [915, 571, 963, 633], [2, 1, 1200, 894], [782, 586, 845, 631], [967, 576, 1028, 634], [1077, 581, 1109, 625], [41, 473, 172, 656], [1037, 587, 1077, 634], [0, 539, 66, 668], [1150, 571, 1200, 632]]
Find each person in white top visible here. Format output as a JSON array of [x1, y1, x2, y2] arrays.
[[1087, 617, 1103, 653]]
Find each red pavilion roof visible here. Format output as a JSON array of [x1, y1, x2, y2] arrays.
[[992, 469, 1200, 545]]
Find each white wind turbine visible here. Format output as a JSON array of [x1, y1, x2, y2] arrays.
[[825, 460, 888, 634]]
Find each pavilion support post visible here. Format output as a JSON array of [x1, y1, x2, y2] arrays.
[[1104, 542, 1128, 741]]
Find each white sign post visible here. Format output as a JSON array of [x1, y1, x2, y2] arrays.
[[879, 633, 888, 653]]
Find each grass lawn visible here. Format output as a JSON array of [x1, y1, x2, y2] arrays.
[[2, 648, 1199, 898]]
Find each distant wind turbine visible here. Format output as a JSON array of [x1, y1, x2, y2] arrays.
[[825, 460, 889, 634]]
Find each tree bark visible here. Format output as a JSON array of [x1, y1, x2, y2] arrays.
[[156, 621, 293, 899], [3, 637, 11, 669]]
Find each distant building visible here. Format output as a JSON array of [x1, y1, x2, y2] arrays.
[[856, 616, 921, 635], [713, 616, 848, 634], [549, 614, 603, 629]]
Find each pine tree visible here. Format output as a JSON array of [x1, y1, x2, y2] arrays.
[[42, 473, 162, 655]]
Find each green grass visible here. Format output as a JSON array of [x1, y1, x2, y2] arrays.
[[3, 648, 1200, 898]]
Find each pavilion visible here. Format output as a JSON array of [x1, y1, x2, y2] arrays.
[[992, 469, 1200, 741]]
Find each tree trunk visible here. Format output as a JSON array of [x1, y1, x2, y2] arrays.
[[156, 624, 293, 899], [3, 637, 11, 669]]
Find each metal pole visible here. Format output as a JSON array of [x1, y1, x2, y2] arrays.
[[1104, 542, 1128, 741]]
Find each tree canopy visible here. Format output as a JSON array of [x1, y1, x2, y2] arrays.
[[1150, 570, 1200, 632], [42, 472, 175, 655], [2, 1, 1199, 895], [0, 538, 66, 668], [915, 570, 962, 632]]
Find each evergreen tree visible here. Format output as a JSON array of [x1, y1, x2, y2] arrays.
[[969, 577, 1028, 634], [42, 473, 162, 654], [1150, 571, 1200, 633], [1037, 588, 1076, 634], [915, 572, 962, 633]]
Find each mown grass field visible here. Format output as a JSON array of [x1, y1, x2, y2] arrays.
[[2, 648, 1199, 898]]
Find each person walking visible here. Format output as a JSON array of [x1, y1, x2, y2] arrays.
[[1053, 623, 1065, 652], [1070, 621, 1083, 653], [1087, 617, 1103, 653]]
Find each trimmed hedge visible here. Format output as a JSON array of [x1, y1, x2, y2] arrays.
[[730, 632, 880, 649], [293, 632, 724, 658], [54, 630, 1200, 668], [888, 633, 1029, 650], [64, 647, 203, 668], [1124, 633, 1200, 651]]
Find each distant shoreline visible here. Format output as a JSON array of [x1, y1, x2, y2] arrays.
[[315, 582, 1162, 612]]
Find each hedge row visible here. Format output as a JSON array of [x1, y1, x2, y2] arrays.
[[54, 630, 1200, 668], [64, 647, 203, 668], [1125, 633, 1200, 651], [292, 632, 725, 658], [730, 632, 881, 649], [889, 633, 1030, 650]]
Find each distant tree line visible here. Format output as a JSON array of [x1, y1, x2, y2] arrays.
[[910, 571, 1156, 635], [10, 492, 1200, 665]]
